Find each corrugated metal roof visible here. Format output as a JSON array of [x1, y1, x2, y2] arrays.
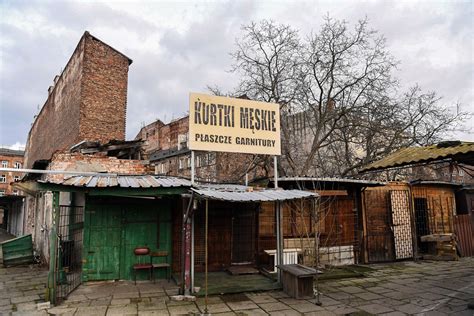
[[360, 142, 474, 172], [39, 175, 191, 188], [192, 187, 317, 202], [410, 180, 463, 187], [275, 177, 384, 186]]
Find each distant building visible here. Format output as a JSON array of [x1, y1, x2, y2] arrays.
[[0, 148, 24, 196], [135, 116, 271, 184]]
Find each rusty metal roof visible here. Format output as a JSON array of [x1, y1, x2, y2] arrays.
[[360, 141, 474, 172], [192, 186, 317, 202], [39, 175, 191, 188]]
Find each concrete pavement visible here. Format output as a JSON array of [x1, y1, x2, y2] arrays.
[[0, 257, 472, 315], [48, 258, 474, 315]]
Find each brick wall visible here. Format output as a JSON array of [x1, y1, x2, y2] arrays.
[[80, 35, 130, 142], [24, 32, 132, 168], [46, 152, 150, 183], [135, 120, 164, 155]]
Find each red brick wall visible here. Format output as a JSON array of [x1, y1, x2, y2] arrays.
[[46, 152, 149, 183], [24, 32, 131, 168], [80, 35, 129, 142]]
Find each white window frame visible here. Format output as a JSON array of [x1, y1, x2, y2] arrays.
[[1, 161, 7, 168], [13, 190, 19, 195], [14, 175, 20, 182], [0, 190, 5, 196], [14, 162, 21, 169], [0, 175, 6, 183]]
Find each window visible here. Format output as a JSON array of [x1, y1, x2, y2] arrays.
[[178, 133, 189, 150], [0, 175, 5, 183], [14, 162, 21, 169], [13, 190, 18, 195], [0, 190, 5, 196], [1, 161, 7, 168], [178, 158, 184, 170], [14, 176, 20, 182], [208, 152, 216, 165]]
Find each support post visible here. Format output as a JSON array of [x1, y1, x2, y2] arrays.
[[408, 184, 419, 262], [191, 212, 194, 292], [191, 151, 195, 185], [204, 199, 209, 314], [275, 201, 283, 283], [46, 191, 60, 305], [274, 156, 278, 188], [180, 194, 194, 295]]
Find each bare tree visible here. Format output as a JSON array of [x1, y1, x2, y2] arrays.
[[215, 17, 469, 177]]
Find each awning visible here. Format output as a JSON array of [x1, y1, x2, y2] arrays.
[[191, 186, 318, 202], [38, 175, 191, 188]]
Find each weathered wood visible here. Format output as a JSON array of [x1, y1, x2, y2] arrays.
[[277, 264, 317, 299], [1, 234, 33, 267], [454, 215, 474, 257], [420, 234, 454, 242]]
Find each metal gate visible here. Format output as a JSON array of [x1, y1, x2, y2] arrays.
[[389, 190, 414, 259], [55, 205, 84, 303]]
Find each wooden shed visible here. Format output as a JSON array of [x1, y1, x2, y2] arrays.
[[362, 181, 461, 263], [264, 177, 384, 267]]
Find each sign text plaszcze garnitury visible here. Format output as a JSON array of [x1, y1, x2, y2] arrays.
[[189, 93, 281, 155]]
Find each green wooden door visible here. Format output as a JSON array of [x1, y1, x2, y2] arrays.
[[83, 197, 172, 281], [83, 202, 122, 281]]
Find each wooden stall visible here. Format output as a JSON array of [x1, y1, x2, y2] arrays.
[[261, 178, 383, 268], [362, 181, 460, 263]]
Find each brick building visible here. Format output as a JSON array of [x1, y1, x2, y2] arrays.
[[135, 116, 272, 183], [0, 148, 24, 196], [24, 31, 132, 168]]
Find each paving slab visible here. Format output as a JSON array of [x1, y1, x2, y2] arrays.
[[3, 256, 472, 316], [289, 302, 324, 313], [258, 302, 290, 312], [246, 293, 278, 303], [353, 291, 384, 300], [75, 305, 107, 315], [199, 302, 231, 313], [226, 300, 259, 311], [106, 303, 138, 315], [358, 303, 394, 314], [167, 303, 200, 315], [268, 309, 301, 316]]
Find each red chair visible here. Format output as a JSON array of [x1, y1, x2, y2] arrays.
[[132, 247, 153, 284]]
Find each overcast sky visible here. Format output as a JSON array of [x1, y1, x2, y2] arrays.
[[0, 0, 472, 149]]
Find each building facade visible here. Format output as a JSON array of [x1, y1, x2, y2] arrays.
[[0, 148, 24, 196], [135, 116, 272, 184]]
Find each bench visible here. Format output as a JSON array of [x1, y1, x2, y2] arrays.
[[276, 264, 319, 299]]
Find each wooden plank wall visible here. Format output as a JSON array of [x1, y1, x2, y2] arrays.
[[412, 186, 455, 234], [257, 196, 357, 266], [363, 188, 395, 262], [172, 200, 255, 273], [454, 214, 474, 257]]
